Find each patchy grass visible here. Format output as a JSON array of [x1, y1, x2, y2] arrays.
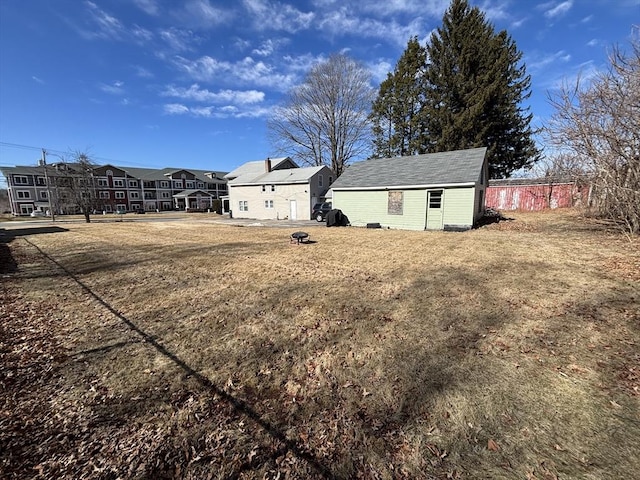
[[1, 209, 639, 479]]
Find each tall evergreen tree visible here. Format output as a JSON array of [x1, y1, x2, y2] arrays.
[[370, 37, 428, 158], [424, 0, 539, 178]]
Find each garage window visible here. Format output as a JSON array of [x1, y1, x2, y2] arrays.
[[429, 190, 442, 209]]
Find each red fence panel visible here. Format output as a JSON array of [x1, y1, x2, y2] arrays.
[[486, 182, 581, 211]]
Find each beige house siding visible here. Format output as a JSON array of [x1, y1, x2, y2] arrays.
[[230, 184, 309, 220], [228, 167, 331, 220], [441, 187, 476, 227]]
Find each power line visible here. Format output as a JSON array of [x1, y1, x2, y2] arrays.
[[0, 141, 162, 169]]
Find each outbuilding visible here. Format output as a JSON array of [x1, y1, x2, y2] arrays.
[[331, 147, 488, 231]]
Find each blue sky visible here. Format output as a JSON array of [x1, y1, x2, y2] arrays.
[[0, 0, 638, 176]]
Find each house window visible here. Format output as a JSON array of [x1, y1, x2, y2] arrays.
[[128, 180, 138, 188], [239, 200, 248, 212], [429, 190, 443, 209], [197, 182, 204, 189], [173, 181, 182, 189], [160, 181, 169, 188], [318, 175, 323, 187], [388, 191, 403, 215], [97, 178, 108, 187], [130, 191, 139, 199], [14, 175, 29, 185], [115, 191, 125, 199], [17, 190, 31, 199], [113, 179, 124, 187], [116, 204, 127, 211], [104, 205, 112, 212], [20, 205, 34, 215], [186, 181, 195, 189], [100, 191, 110, 199], [36, 177, 46, 186], [40, 191, 48, 199], [161, 192, 170, 198], [264, 200, 273, 209]]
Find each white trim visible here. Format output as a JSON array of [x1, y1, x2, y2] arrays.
[[230, 180, 310, 187], [332, 182, 476, 191]]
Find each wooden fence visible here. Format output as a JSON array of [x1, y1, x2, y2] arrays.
[[486, 180, 591, 211]]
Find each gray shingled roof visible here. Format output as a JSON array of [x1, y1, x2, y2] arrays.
[[122, 167, 227, 183], [330, 147, 487, 189], [224, 157, 294, 181], [0, 164, 228, 183], [228, 165, 327, 185]]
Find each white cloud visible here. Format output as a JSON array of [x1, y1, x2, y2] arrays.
[[100, 81, 125, 95], [163, 102, 272, 119], [317, 7, 423, 47], [133, 0, 160, 16], [478, 1, 511, 22], [134, 66, 154, 78], [343, 0, 449, 18], [131, 24, 154, 43], [32, 76, 45, 84], [173, 55, 298, 91], [544, 1, 573, 19], [242, 0, 315, 33], [160, 27, 199, 52], [164, 103, 190, 115], [527, 50, 572, 72], [191, 106, 214, 117], [251, 39, 289, 57], [181, 0, 235, 27], [367, 59, 393, 84], [162, 84, 265, 104], [83, 1, 125, 40]]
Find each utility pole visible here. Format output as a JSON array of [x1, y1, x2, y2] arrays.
[[41, 149, 55, 222]]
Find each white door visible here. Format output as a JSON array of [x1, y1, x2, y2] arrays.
[[290, 200, 297, 220], [426, 190, 444, 229]]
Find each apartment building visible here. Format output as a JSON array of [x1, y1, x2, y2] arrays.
[[0, 162, 228, 216]]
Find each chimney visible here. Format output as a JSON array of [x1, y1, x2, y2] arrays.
[[265, 157, 272, 172]]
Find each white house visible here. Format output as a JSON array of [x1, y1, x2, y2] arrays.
[[225, 157, 333, 220]]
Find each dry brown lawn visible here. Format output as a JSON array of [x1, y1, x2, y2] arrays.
[[1, 209, 639, 479]]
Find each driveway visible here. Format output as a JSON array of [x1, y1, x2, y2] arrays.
[[1, 213, 321, 229]]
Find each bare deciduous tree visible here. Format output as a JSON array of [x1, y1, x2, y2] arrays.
[[54, 151, 100, 223], [268, 54, 374, 177], [546, 29, 640, 234]]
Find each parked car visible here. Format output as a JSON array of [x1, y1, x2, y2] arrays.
[[133, 208, 146, 214], [311, 202, 332, 222], [30, 210, 46, 217]]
